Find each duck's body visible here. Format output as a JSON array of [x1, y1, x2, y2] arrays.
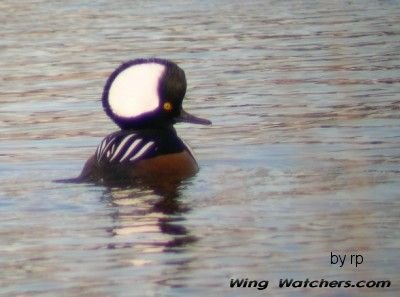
[[79, 127, 198, 183], [74, 58, 210, 184]]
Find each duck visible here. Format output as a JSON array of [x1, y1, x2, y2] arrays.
[[76, 58, 211, 185]]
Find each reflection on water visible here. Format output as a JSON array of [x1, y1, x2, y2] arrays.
[[1, 0, 399, 296], [102, 180, 197, 254]]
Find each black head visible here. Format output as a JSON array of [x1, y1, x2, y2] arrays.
[[102, 58, 211, 129]]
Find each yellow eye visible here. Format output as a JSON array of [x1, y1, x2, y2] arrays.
[[163, 102, 173, 111]]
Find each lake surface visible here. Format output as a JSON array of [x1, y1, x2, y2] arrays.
[[1, 0, 399, 296]]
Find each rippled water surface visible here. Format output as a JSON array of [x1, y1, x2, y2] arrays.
[[1, 0, 399, 296]]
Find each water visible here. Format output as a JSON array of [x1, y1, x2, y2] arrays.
[[1, 0, 399, 296]]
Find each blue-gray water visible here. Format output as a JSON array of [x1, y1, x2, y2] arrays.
[[1, 1, 399, 296]]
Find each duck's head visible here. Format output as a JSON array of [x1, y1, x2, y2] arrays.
[[102, 58, 211, 129]]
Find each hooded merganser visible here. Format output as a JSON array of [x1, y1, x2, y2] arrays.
[[76, 58, 211, 184]]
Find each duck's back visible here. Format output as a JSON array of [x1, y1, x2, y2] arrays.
[[79, 128, 198, 183]]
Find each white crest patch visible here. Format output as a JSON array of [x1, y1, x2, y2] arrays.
[[108, 63, 165, 118]]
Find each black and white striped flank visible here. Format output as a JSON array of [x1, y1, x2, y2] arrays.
[[96, 132, 157, 164]]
